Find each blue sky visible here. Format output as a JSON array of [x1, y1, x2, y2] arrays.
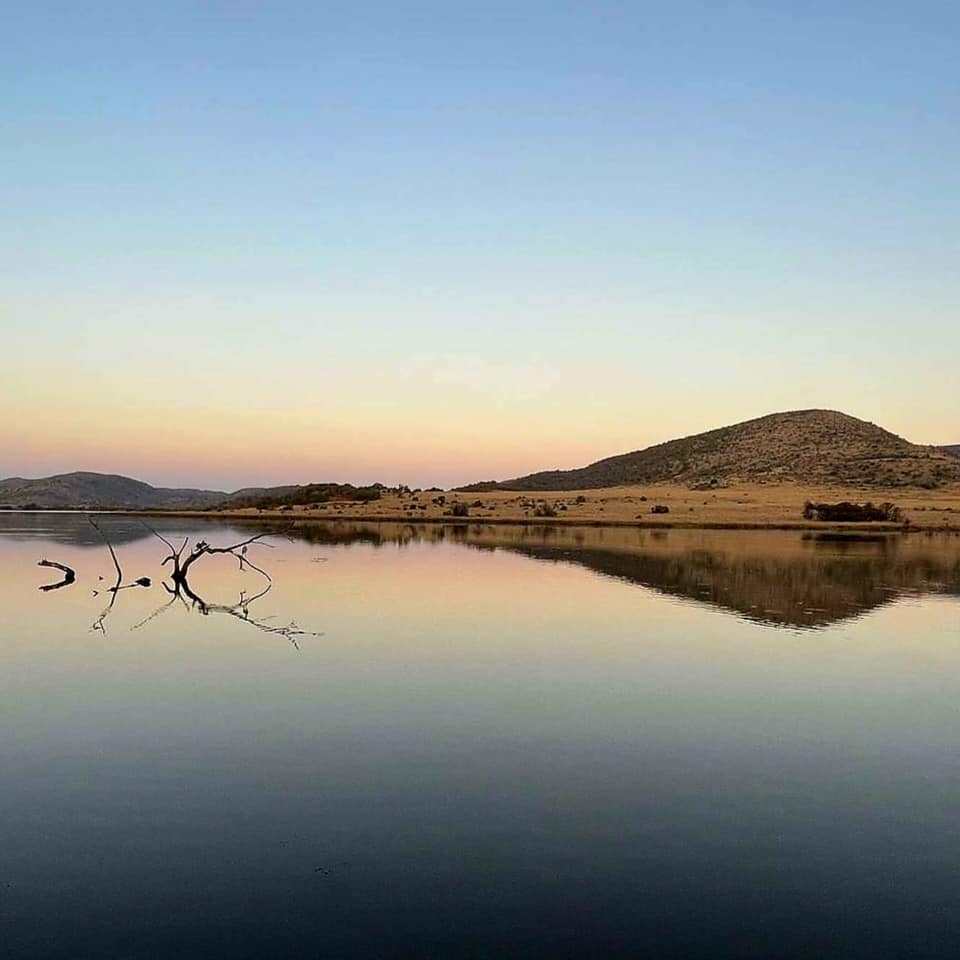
[[3, 2, 957, 488]]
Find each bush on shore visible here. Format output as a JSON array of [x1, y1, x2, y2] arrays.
[[802, 501, 903, 522]]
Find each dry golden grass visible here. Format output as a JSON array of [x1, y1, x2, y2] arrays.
[[187, 481, 960, 531]]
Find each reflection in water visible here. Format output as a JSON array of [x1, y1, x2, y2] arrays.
[[133, 578, 317, 647], [273, 520, 960, 629], [0, 511, 160, 547], [87, 517, 152, 633], [2, 514, 960, 959], [4, 515, 320, 643], [11, 513, 959, 630]]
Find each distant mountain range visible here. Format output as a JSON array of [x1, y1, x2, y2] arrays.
[[0, 472, 225, 510], [2, 411, 958, 507], [0, 472, 380, 510], [459, 410, 960, 491]]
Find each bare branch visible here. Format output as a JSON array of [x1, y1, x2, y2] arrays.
[[154, 574, 317, 649], [86, 517, 151, 632], [37, 559, 76, 592], [177, 533, 273, 583], [139, 521, 175, 555], [192, 585, 318, 647], [130, 593, 182, 631], [90, 588, 118, 633], [134, 527, 314, 647], [88, 517, 122, 583]]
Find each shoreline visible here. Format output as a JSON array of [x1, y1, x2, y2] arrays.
[[114, 509, 954, 535], [5, 480, 959, 534]]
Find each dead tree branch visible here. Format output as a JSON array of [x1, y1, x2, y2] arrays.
[[87, 517, 151, 633], [139, 572, 317, 649], [182, 582, 318, 649], [136, 523, 315, 648], [129, 590, 188, 631], [89, 518, 122, 583], [37, 559, 77, 591], [140, 521, 273, 586], [175, 534, 274, 583]]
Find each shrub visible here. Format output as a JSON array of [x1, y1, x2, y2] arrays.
[[650, 504, 670, 514], [224, 482, 381, 510], [803, 501, 903, 522], [534, 503, 557, 518], [451, 502, 469, 517]]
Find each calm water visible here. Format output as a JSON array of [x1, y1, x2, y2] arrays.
[[2, 513, 959, 959]]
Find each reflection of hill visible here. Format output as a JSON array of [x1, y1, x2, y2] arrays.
[[0, 513, 244, 548], [486, 543, 960, 628], [8, 512, 958, 629], [280, 521, 960, 629], [0, 513, 156, 547]]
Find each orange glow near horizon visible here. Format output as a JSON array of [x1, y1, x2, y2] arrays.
[[4, 316, 957, 489], [4, 399, 958, 491]]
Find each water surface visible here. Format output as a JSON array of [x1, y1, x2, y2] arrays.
[[2, 514, 959, 958]]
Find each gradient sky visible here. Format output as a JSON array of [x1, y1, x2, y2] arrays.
[[3, 1, 957, 490]]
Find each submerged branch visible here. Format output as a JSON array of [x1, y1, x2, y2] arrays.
[[87, 517, 151, 633], [37, 559, 77, 592], [114, 524, 317, 647], [187, 582, 319, 649], [142, 522, 272, 585], [177, 534, 274, 583], [147, 575, 317, 649], [88, 517, 122, 584], [130, 590, 188, 631]]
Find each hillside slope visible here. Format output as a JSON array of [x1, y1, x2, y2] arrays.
[[0, 472, 386, 510], [0, 472, 225, 509], [462, 410, 960, 491]]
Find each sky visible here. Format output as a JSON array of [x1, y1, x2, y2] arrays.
[[3, 1, 957, 490]]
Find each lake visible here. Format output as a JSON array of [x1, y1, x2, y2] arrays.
[[2, 513, 959, 959]]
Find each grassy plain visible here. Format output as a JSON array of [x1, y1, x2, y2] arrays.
[[183, 482, 960, 531]]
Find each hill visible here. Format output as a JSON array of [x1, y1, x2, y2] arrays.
[[0, 472, 226, 509], [943, 444, 960, 458], [459, 410, 960, 491], [0, 472, 386, 510]]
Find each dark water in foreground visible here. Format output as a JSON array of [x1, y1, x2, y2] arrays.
[[2, 513, 959, 959]]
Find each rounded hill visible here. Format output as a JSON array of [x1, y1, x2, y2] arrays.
[[463, 410, 960, 491]]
